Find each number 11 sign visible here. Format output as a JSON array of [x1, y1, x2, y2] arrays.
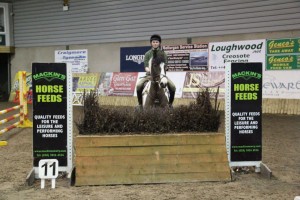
[[38, 159, 59, 189]]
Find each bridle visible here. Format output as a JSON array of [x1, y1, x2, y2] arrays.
[[149, 56, 168, 88]]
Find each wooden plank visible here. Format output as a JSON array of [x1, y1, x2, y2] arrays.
[[293, 99, 296, 115], [272, 99, 276, 113], [289, 99, 292, 115], [76, 153, 228, 166], [267, 99, 271, 113], [76, 162, 230, 177], [75, 171, 231, 186], [76, 134, 226, 147], [288, 99, 292, 115], [262, 99, 265, 113], [283, 99, 288, 114], [296, 99, 300, 115], [265, 99, 270, 114], [75, 133, 231, 185], [76, 144, 227, 157], [281, 99, 284, 114], [267, 99, 272, 114], [275, 99, 279, 114]]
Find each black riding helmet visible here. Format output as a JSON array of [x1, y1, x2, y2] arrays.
[[150, 34, 161, 43]]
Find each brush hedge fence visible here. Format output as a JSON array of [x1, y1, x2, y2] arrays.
[[76, 89, 221, 135]]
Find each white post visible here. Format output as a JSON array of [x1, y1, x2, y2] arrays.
[[41, 179, 45, 189], [51, 178, 56, 189]]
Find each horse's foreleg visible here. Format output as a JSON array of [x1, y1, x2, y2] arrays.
[[143, 94, 153, 109], [158, 90, 169, 107]]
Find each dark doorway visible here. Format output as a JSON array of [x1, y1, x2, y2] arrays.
[[0, 53, 10, 101]]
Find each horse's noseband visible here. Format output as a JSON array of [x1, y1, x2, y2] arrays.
[[150, 75, 167, 88]]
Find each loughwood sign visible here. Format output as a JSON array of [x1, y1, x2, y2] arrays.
[[209, 40, 265, 71]]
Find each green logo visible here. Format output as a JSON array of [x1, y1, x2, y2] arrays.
[[33, 72, 66, 82], [232, 71, 262, 80]]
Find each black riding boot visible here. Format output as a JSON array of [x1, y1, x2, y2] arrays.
[[169, 90, 175, 108], [137, 90, 143, 110]]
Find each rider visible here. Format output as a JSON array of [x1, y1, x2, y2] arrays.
[[136, 34, 176, 109]]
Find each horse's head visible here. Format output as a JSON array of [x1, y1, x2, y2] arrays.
[[143, 50, 169, 108], [149, 50, 167, 88]]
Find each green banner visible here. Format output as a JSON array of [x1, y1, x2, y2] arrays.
[[267, 38, 300, 54], [266, 55, 300, 70]]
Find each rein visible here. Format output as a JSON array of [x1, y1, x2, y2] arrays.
[[151, 74, 166, 83]]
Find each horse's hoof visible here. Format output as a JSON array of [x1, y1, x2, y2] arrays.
[[135, 105, 143, 112]]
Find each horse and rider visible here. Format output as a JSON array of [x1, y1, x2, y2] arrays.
[[136, 34, 176, 110]]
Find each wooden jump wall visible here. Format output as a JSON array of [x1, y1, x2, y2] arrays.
[[76, 133, 231, 186]]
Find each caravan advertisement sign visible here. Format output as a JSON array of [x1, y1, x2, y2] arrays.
[[163, 44, 208, 71]]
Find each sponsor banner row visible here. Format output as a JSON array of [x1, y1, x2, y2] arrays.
[[72, 71, 300, 100], [9, 70, 300, 106], [52, 38, 300, 73], [121, 40, 265, 72], [121, 38, 300, 72], [74, 72, 225, 100]]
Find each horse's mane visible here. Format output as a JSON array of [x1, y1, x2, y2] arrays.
[[150, 50, 165, 77], [152, 50, 166, 66]]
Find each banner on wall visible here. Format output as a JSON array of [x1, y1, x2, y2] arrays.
[[72, 73, 100, 105], [267, 38, 300, 54], [266, 38, 300, 70], [97, 72, 113, 96], [166, 72, 186, 98], [209, 40, 265, 71], [55, 49, 88, 73], [72, 73, 100, 93], [120, 46, 149, 72], [182, 71, 225, 99], [163, 44, 208, 71], [263, 71, 300, 99], [109, 72, 138, 96]]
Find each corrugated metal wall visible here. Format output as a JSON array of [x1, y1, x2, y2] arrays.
[[13, 0, 300, 47]]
